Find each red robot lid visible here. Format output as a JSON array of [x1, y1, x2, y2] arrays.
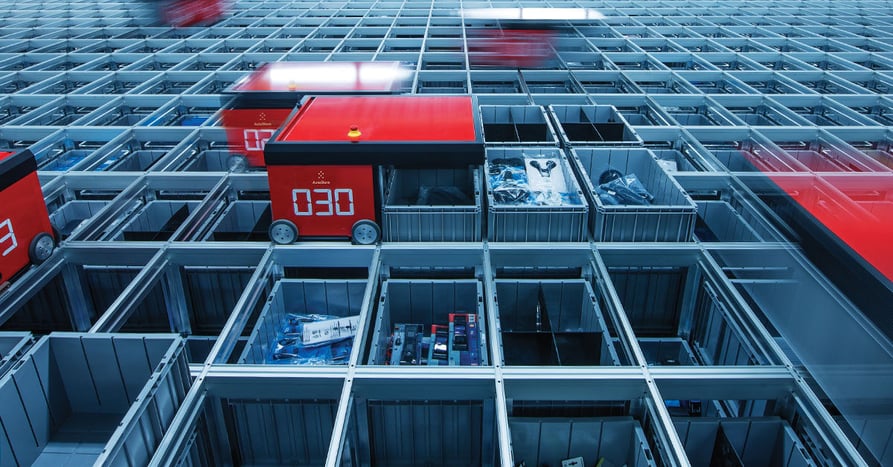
[[225, 61, 412, 94], [265, 96, 483, 168], [276, 96, 478, 143], [0, 149, 37, 192]]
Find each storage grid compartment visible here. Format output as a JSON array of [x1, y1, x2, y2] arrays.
[[605, 258, 775, 366], [485, 148, 588, 242], [0, 95, 57, 125], [773, 95, 879, 126], [203, 200, 272, 242], [711, 95, 810, 126], [13, 96, 105, 126], [593, 96, 675, 127], [495, 279, 620, 366], [822, 174, 893, 222], [638, 128, 721, 172], [675, 71, 757, 94], [694, 200, 774, 242], [639, 338, 697, 366], [341, 384, 497, 466], [653, 96, 744, 126], [157, 382, 342, 466], [239, 279, 366, 365], [572, 147, 697, 242], [77, 95, 169, 126], [158, 129, 243, 172], [144, 96, 223, 127], [694, 130, 811, 173], [674, 418, 815, 467], [767, 134, 891, 173], [0, 332, 30, 378], [31, 129, 127, 172], [480, 105, 559, 145], [0, 258, 151, 334], [81, 128, 190, 172], [382, 167, 482, 242], [572, 71, 643, 94], [0, 333, 190, 467], [549, 105, 642, 146], [116, 200, 201, 241], [366, 279, 487, 366], [509, 417, 656, 467], [49, 200, 111, 239]]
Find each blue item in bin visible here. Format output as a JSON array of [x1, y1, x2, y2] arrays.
[[596, 172, 654, 206], [179, 116, 207, 126], [268, 314, 355, 365]]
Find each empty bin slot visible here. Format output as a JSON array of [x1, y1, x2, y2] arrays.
[[382, 167, 482, 242], [106, 265, 256, 364], [486, 148, 588, 242], [367, 279, 487, 366], [204, 201, 272, 241], [675, 418, 816, 467], [695, 201, 767, 242], [239, 279, 366, 365], [49, 200, 110, 239], [607, 263, 771, 366], [775, 141, 890, 173], [19, 102, 99, 126], [175, 141, 244, 172], [703, 139, 808, 173], [496, 279, 620, 366], [163, 394, 341, 466], [719, 102, 806, 126], [572, 147, 696, 242], [549, 105, 641, 146], [116, 201, 200, 241], [480, 106, 558, 145], [639, 338, 697, 366], [610, 103, 673, 126], [664, 105, 741, 126], [785, 105, 869, 126], [0, 333, 190, 467], [510, 417, 656, 466]]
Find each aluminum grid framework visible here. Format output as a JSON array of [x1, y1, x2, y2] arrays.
[[0, 0, 892, 466]]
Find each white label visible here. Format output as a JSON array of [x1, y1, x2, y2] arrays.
[[302, 316, 360, 346], [0, 218, 17, 257]]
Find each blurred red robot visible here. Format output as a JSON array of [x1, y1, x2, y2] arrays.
[[0, 150, 55, 288], [157, 0, 226, 27]]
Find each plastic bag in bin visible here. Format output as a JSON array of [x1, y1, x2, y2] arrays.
[[268, 314, 358, 365], [489, 158, 533, 205], [596, 171, 654, 206]]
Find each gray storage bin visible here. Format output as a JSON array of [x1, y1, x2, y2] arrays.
[[639, 337, 697, 366], [572, 147, 697, 242], [510, 417, 656, 467], [480, 105, 560, 145], [549, 105, 643, 147], [0, 332, 31, 378], [203, 200, 272, 242], [239, 279, 367, 364], [49, 200, 110, 239], [382, 167, 482, 242], [116, 200, 201, 241], [607, 261, 770, 366], [0, 333, 190, 467], [367, 279, 487, 365], [674, 418, 815, 467], [695, 200, 778, 242], [496, 279, 620, 366], [486, 148, 588, 242]]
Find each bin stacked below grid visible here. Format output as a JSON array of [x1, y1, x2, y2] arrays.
[[0, 333, 190, 467]]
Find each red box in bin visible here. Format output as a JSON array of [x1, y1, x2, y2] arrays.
[[0, 150, 55, 286], [263, 95, 483, 244]]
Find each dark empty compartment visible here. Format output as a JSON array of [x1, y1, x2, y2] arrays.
[[501, 332, 559, 366], [480, 106, 557, 145]]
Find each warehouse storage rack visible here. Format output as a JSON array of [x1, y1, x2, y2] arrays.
[[0, 0, 892, 465]]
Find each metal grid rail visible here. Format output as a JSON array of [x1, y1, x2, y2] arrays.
[[0, 0, 892, 465]]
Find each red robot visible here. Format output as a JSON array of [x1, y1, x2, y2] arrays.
[[0, 150, 55, 288]]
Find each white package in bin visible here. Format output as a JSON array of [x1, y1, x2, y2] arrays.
[[303, 315, 360, 346], [525, 156, 568, 206]]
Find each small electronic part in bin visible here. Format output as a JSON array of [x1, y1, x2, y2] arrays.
[[389, 324, 425, 366], [562, 456, 585, 466], [596, 170, 655, 206], [430, 325, 450, 364], [449, 313, 481, 366], [268, 314, 359, 365]]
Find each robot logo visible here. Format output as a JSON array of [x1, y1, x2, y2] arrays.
[[0, 218, 17, 257]]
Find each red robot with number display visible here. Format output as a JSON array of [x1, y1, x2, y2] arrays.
[[263, 95, 483, 244], [0, 150, 56, 288]]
